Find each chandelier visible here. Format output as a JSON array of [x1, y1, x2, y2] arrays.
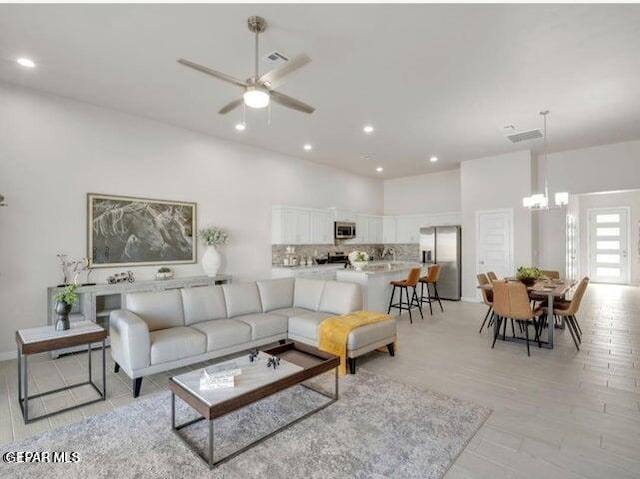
[[522, 111, 569, 210]]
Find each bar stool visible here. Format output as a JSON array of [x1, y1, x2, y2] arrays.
[[419, 264, 444, 315], [387, 267, 423, 323], [486, 271, 499, 283]]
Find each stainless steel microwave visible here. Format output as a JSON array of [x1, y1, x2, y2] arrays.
[[334, 221, 356, 240]]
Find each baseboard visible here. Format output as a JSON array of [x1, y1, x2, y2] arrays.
[[0, 349, 16, 362], [461, 296, 481, 303]]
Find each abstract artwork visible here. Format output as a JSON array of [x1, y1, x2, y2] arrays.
[[87, 193, 196, 268]]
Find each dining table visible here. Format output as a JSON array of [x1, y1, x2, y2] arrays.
[[478, 278, 577, 349]]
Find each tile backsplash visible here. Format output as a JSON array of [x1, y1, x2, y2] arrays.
[[271, 243, 420, 265]]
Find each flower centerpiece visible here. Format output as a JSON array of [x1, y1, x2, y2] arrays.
[[199, 226, 229, 277], [348, 250, 369, 271], [516, 266, 541, 287], [54, 284, 78, 331]]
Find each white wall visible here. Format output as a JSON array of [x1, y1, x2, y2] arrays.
[[578, 190, 640, 285], [460, 150, 533, 299], [0, 82, 384, 356], [536, 140, 640, 274], [383, 169, 460, 215]]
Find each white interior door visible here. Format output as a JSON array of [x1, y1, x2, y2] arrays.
[[476, 209, 513, 280], [589, 207, 629, 284]]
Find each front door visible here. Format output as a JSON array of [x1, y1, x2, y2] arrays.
[[588, 207, 629, 284]]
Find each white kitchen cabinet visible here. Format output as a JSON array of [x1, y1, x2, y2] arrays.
[[271, 207, 311, 245], [331, 208, 357, 223], [396, 215, 427, 243], [354, 214, 369, 244], [382, 217, 397, 244], [368, 216, 383, 244], [310, 210, 334, 244]]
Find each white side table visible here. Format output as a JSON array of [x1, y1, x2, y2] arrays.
[[16, 320, 107, 423]]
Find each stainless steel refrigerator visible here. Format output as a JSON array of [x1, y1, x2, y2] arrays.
[[419, 226, 462, 300]]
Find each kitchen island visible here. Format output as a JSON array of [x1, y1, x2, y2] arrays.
[[336, 262, 428, 313]]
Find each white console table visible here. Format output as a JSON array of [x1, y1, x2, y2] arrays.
[[46, 275, 232, 357]]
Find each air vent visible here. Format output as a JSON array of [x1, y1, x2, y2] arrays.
[[505, 129, 543, 143], [263, 51, 289, 65]]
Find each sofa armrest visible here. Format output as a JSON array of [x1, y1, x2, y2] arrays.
[[109, 310, 151, 375]]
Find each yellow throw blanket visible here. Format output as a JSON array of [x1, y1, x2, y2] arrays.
[[318, 310, 393, 375]]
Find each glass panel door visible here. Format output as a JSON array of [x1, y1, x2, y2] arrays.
[[589, 208, 629, 284]]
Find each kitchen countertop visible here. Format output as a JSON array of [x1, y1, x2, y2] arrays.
[[338, 261, 423, 275], [271, 263, 346, 271]]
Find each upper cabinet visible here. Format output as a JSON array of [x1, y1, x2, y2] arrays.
[[382, 217, 397, 244], [310, 210, 334, 244], [272, 205, 461, 245]]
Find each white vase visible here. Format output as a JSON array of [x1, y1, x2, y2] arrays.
[[353, 261, 368, 271], [202, 245, 222, 277]]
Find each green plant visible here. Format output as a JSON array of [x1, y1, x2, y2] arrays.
[[158, 267, 171, 273], [516, 266, 541, 281], [199, 226, 229, 246], [54, 284, 78, 306]]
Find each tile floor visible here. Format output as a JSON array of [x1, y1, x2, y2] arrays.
[[0, 283, 639, 478]]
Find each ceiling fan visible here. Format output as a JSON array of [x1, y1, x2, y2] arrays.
[[177, 16, 315, 115]]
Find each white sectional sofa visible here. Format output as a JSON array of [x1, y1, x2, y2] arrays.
[[110, 278, 397, 396]]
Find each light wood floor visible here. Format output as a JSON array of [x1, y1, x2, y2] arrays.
[[1, 283, 639, 478]]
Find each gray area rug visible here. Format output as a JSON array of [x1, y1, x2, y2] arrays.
[[1, 370, 490, 478]]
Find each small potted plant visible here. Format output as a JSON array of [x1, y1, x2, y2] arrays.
[[348, 250, 370, 271], [516, 266, 541, 287], [199, 226, 229, 277], [54, 284, 78, 331], [156, 266, 173, 280]]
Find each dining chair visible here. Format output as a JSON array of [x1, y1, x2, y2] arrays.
[[477, 273, 493, 333], [486, 271, 499, 283], [540, 270, 560, 280], [419, 264, 444, 315], [387, 267, 423, 323], [541, 277, 589, 351], [491, 281, 543, 356]]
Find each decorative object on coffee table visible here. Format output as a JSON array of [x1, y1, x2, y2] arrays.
[[200, 225, 229, 277], [87, 193, 196, 268], [170, 342, 339, 469], [54, 284, 78, 331], [16, 320, 107, 423]]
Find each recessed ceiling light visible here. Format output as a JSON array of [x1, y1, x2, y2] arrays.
[[430, 156, 438, 163], [376, 166, 383, 172], [303, 144, 313, 151], [234, 123, 246, 131], [363, 125, 374, 134], [16, 57, 36, 68]]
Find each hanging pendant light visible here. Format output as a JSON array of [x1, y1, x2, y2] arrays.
[[522, 110, 569, 210]]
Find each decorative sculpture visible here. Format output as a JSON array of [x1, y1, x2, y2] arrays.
[[266, 356, 281, 370], [248, 349, 259, 362], [107, 271, 135, 284]]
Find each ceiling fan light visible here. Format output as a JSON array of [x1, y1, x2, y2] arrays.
[[243, 88, 270, 109]]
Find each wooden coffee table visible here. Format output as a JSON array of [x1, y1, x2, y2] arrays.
[[169, 342, 339, 469], [16, 320, 107, 423]]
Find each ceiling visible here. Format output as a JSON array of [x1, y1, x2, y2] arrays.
[[2, 4, 640, 178]]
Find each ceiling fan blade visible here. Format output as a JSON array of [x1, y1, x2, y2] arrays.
[[270, 91, 315, 114], [177, 58, 248, 88], [218, 97, 244, 114], [259, 54, 311, 90]]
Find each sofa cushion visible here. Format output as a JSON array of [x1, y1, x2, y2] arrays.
[[125, 289, 184, 332], [346, 318, 397, 349], [271, 307, 314, 319], [318, 281, 362, 315], [293, 279, 326, 311], [288, 311, 332, 341], [234, 313, 288, 340], [222, 283, 262, 318], [256, 278, 294, 312], [191, 319, 252, 352], [180, 285, 227, 326], [149, 327, 206, 365]]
